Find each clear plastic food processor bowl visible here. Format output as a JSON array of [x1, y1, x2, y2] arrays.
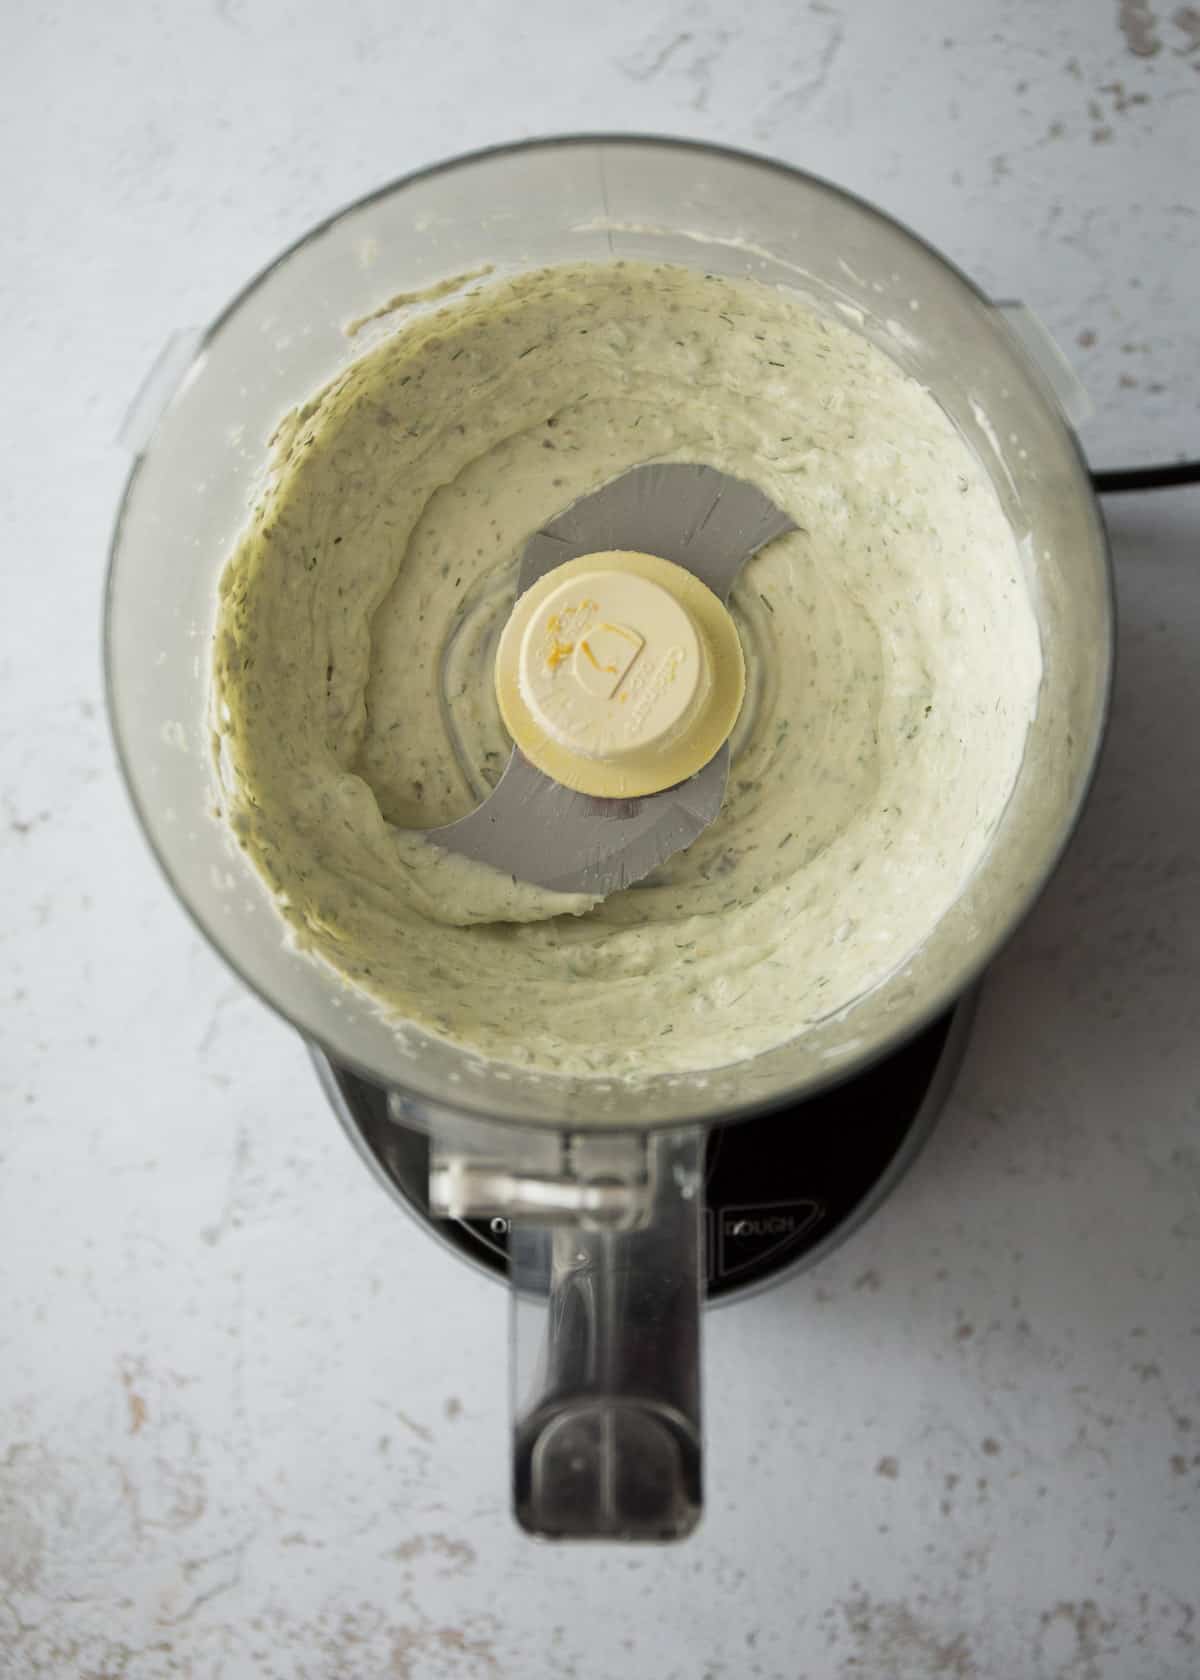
[[106, 138, 1112, 1539]]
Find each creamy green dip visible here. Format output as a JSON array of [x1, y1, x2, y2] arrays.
[[212, 260, 1042, 1077]]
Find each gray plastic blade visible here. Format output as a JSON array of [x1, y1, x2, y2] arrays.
[[519, 462, 795, 602], [429, 744, 729, 896], [428, 464, 794, 896]]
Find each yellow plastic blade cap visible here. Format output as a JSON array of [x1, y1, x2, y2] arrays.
[[495, 550, 745, 798]]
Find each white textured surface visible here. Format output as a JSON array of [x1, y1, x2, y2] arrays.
[[2, 1, 1199, 1675]]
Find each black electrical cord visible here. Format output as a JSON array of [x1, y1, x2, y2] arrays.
[[1091, 460, 1200, 495]]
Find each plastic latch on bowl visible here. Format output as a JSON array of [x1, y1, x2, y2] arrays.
[[993, 301, 1093, 430], [117, 328, 205, 455]]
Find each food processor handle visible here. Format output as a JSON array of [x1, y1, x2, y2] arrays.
[[507, 1126, 705, 1540]]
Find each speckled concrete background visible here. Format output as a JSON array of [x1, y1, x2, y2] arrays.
[[2, 1, 1199, 1676]]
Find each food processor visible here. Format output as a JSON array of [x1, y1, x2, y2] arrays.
[[105, 137, 1113, 1540]]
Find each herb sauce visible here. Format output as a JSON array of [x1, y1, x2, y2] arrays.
[[212, 261, 1042, 1076]]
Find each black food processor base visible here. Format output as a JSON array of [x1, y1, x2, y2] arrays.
[[314, 994, 974, 1303]]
